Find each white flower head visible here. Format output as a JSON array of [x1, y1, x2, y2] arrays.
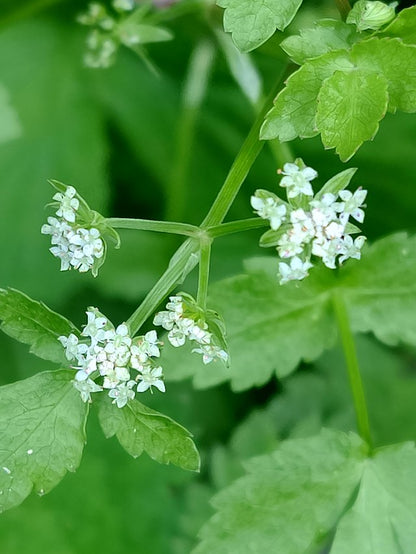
[[279, 162, 317, 198], [251, 192, 287, 230]]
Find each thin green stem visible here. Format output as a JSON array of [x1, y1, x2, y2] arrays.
[[197, 239, 212, 309], [165, 41, 215, 222], [127, 66, 291, 334], [332, 291, 372, 447], [207, 218, 268, 238], [335, 0, 352, 21], [201, 65, 292, 228], [106, 217, 199, 237]]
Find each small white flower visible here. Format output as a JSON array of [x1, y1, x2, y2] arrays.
[[112, 0, 135, 11], [310, 194, 339, 227], [325, 221, 345, 240], [339, 235, 366, 264], [108, 380, 136, 408], [82, 310, 108, 342], [192, 344, 229, 365], [312, 238, 343, 269], [277, 232, 303, 259], [251, 195, 287, 230], [279, 163, 317, 198], [338, 189, 367, 224], [137, 367, 166, 393], [73, 378, 103, 403], [153, 310, 175, 330], [53, 186, 79, 223], [278, 257, 313, 284]]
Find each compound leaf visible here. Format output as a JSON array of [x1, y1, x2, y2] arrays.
[[0, 288, 78, 365], [316, 68, 389, 161], [98, 396, 200, 472], [194, 430, 367, 554], [217, 0, 303, 52], [0, 370, 88, 513]]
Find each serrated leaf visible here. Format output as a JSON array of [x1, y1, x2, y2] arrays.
[[331, 443, 416, 553], [281, 19, 358, 65], [0, 370, 88, 513], [381, 5, 416, 44], [316, 69, 389, 161], [164, 234, 416, 391], [260, 51, 353, 142], [0, 289, 78, 365], [98, 396, 200, 471], [315, 167, 357, 200], [194, 430, 367, 554], [195, 431, 416, 554], [351, 37, 416, 113], [217, 0, 303, 52]]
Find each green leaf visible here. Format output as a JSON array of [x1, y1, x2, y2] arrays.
[[0, 370, 88, 513], [98, 396, 200, 472], [195, 430, 416, 554], [164, 234, 416, 391], [280, 19, 358, 65], [260, 51, 353, 142], [216, 0, 303, 52], [381, 5, 416, 45], [315, 167, 357, 200], [331, 443, 416, 553], [351, 38, 416, 113], [118, 23, 173, 49], [316, 68, 389, 161], [0, 83, 21, 144], [0, 289, 78, 365], [194, 430, 367, 554], [346, 0, 396, 32]]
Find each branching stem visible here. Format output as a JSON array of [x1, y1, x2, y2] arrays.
[[106, 217, 199, 237], [197, 239, 212, 309]]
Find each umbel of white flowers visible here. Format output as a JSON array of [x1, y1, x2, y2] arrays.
[[251, 160, 367, 284], [41, 186, 105, 275], [59, 308, 165, 408], [154, 295, 229, 365]]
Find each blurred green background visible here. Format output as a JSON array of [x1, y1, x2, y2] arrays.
[[1, 0, 416, 552]]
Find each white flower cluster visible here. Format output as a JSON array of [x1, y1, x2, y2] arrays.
[[59, 308, 165, 408], [251, 162, 367, 284], [77, 2, 134, 68], [154, 295, 229, 364], [41, 186, 104, 274]]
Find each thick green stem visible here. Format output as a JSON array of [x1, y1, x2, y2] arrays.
[[332, 291, 372, 447], [207, 218, 268, 238], [106, 217, 199, 237], [127, 67, 290, 334], [197, 239, 212, 309], [335, 0, 352, 21]]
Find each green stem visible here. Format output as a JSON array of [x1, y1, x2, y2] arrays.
[[332, 291, 372, 447], [106, 218, 199, 237], [165, 41, 215, 222], [197, 239, 212, 309], [126, 66, 290, 334], [207, 218, 268, 238], [201, 65, 292, 228], [335, 0, 352, 21]]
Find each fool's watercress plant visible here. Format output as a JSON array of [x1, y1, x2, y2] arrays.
[[1, 0, 416, 551]]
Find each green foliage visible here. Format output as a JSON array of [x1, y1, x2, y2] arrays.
[[195, 430, 416, 553], [194, 430, 368, 553], [263, 21, 416, 160], [216, 0, 303, 52], [164, 234, 416, 390], [381, 5, 416, 44], [280, 19, 358, 65], [316, 69, 388, 160], [98, 396, 200, 471], [0, 370, 88, 513], [347, 0, 396, 32], [0, 84, 20, 144], [0, 289, 78, 365]]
